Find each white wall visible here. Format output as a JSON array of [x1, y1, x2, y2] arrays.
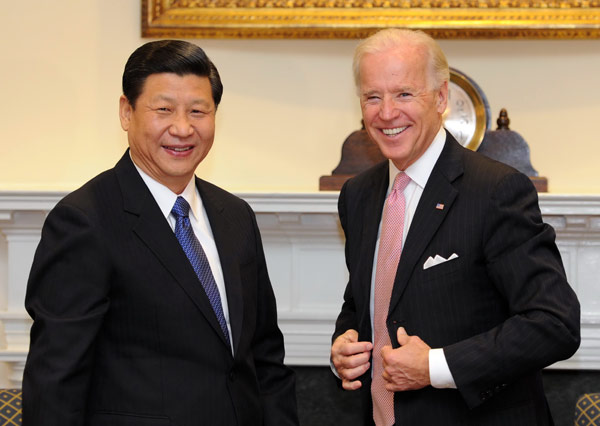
[[1, 1, 599, 193]]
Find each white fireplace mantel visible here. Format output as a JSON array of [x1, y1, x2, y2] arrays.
[[0, 191, 599, 387]]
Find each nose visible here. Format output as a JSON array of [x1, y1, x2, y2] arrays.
[[169, 113, 194, 137], [379, 98, 399, 121]]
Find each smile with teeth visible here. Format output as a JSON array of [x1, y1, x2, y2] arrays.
[[165, 146, 192, 152], [382, 126, 407, 136]]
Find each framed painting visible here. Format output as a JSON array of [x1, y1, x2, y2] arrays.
[[142, 0, 600, 39]]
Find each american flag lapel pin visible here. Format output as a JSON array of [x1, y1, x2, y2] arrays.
[[436, 203, 445, 210]]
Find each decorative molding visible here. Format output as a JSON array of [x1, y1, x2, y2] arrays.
[[142, 0, 600, 39], [0, 191, 599, 387]]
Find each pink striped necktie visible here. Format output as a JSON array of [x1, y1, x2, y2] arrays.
[[372, 171, 411, 426]]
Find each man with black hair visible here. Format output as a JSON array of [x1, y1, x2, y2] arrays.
[[24, 40, 298, 426]]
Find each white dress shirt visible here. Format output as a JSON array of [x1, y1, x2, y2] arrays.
[[369, 125, 456, 389], [133, 163, 234, 352]]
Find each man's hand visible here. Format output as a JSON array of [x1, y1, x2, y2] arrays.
[[380, 327, 431, 392], [331, 329, 373, 390]]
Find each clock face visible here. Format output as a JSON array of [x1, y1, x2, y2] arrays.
[[443, 68, 491, 151]]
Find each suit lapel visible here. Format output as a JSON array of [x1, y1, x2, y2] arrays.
[[356, 163, 390, 314], [114, 152, 231, 350], [196, 178, 244, 356], [388, 133, 464, 314]]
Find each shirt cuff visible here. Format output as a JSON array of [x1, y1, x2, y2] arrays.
[[330, 358, 341, 379], [429, 348, 457, 389]]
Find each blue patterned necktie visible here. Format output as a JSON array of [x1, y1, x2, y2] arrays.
[[171, 196, 231, 348]]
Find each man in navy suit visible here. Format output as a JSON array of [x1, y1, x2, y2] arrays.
[[23, 40, 298, 426], [331, 29, 580, 425]]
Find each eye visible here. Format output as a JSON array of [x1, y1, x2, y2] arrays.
[[155, 106, 171, 113], [363, 95, 381, 104]]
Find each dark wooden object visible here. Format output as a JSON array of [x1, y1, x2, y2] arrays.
[[319, 123, 384, 191]]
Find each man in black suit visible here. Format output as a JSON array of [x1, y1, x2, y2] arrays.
[[331, 29, 580, 425], [23, 40, 298, 426]]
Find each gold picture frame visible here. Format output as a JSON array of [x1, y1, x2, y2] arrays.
[[142, 0, 600, 39]]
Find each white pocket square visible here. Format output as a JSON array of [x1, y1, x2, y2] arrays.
[[423, 253, 459, 270]]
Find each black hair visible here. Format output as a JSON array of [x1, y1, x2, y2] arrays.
[[122, 40, 223, 109]]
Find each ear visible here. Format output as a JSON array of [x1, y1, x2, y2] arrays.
[[436, 80, 449, 114], [119, 95, 133, 131]]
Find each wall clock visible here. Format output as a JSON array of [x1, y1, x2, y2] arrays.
[[444, 67, 491, 151]]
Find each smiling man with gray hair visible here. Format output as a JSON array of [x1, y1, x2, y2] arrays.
[[331, 28, 580, 426]]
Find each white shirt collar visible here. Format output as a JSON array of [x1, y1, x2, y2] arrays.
[[388, 125, 446, 191], [131, 158, 202, 222]]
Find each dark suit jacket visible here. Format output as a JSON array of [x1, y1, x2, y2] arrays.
[[23, 152, 298, 426], [333, 132, 580, 426]]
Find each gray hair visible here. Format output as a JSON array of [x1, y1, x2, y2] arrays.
[[352, 29, 449, 92]]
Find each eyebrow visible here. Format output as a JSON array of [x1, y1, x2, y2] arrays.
[[361, 86, 414, 97], [152, 94, 212, 108], [361, 89, 380, 97]]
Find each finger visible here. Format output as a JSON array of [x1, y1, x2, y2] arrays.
[[380, 346, 394, 369], [342, 379, 363, 391], [396, 326, 410, 346], [333, 330, 372, 355], [380, 344, 393, 359], [338, 341, 373, 357], [338, 350, 372, 370], [333, 349, 372, 377], [332, 330, 357, 350], [332, 330, 358, 349], [342, 329, 359, 343], [339, 361, 371, 381], [385, 381, 402, 392]]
